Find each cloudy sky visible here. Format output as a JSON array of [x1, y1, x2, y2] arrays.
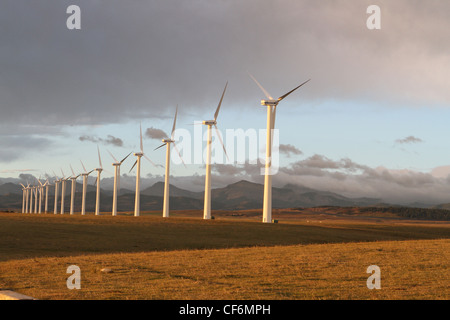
[[1, 0, 450, 204]]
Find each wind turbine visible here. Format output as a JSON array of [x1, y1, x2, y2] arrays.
[[129, 123, 157, 217], [53, 172, 61, 215], [69, 165, 81, 215], [60, 169, 70, 215], [22, 182, 29, 213], [44, 178, 50, 213], [108, 150, 131, 216], [80, 160, 94, 216], [249, 73, 310, 223], [20, 183, 26, 213], [37, 179, 43, 214], [202, 82, 228, 220], [33, 180, 38, 214], [94, 146, 103, 216], [154, 106, 186, 218], [29, 184, 34, 214]]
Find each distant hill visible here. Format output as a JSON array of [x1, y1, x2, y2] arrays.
[[142, 181, 203, 199], [0, 182, 22, 196], [0, 179, 390, 212]]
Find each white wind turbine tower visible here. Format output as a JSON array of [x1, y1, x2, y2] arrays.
[[23, 182, 30, 213], [25, 182, 31, 213], [20, 183, 26, 213], [94, 146, 104, 216], [37, 179, 44, 214], [201, 82, 229, 220], [53, 172, 61, 215], [80, 160, 94, 216], [60, 169, 70, 215], [69, 165, 81, 215], [249, 73, 310, 223], [107, 150, 131, 216], [44, 179, 50, 213], [154, 106, 186, 218], [29, 184, 34, 214], [33, 181, 38, 214], [129, 124, 157, 217]]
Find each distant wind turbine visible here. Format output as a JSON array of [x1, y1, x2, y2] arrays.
[[202, 82, 228, 220], [249, 73, 310, 223], [43, 178, 50, 213], [37, 178, 43, 214], [108, 150, 131, 216], [80, 160, 94, 216], [154, 106, 186, 218], [23, 182, 30, 213], [29, 184, 34, 214], [60, 169, 70, 215], [94, 146, 103, 216], [33, 181, 38, 214], [69, 165, 81, 215], [53, 172, 61, 215], [20, 183, 26, 213], [129, 123, 157, 217]]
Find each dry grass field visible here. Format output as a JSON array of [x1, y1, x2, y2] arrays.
[[0, 211, 449, 300]]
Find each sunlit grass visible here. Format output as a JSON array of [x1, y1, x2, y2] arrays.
[[0, 239, 448, 300], [0, 212, 448, 299]]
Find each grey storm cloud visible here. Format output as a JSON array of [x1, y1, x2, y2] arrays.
[[0, 135, 53, 163], [79, 135, 123, 147], [395, 136, 424, 144], [279, 144, 303, 157], [1, 0, 450, 128], [145, 127, 168, 140]]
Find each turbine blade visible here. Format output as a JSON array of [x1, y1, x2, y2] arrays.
[[154, 143, 166, 151], [80, 160, 87, 173], [140, 123, 144, 153], [277, 79, 311, 102], [248, 72, 273, 100], [97, 145, 103, 169], [173, 142, 187, 168], [171, 105, 178, 140], [143, 154, 157, 167], [214, 124, 229, 161], [107, 149, 119, 163], [120, 152, 132, 164], [129, 160, 138, 173], [214, 82, 228, 122], [70, 165, 75, 177]]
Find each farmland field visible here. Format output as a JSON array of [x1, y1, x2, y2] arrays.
[[0, 210, 449, 300]]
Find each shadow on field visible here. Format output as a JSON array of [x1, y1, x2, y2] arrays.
[[0, 212, 449, 262]]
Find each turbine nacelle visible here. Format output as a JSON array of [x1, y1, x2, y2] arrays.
[[162, 138, 175, 143], [261, 99, 279, 107], [202, 120, 217, 126], [134, 152, 144, 157]]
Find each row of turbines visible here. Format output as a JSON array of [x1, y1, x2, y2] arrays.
[[18, 75, 310, 223]]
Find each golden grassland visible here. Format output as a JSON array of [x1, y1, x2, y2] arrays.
[[0, 211, 449, 300]]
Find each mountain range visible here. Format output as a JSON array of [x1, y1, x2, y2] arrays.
[[0, 179, 387, 212], [3, 179, 450, 213]]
